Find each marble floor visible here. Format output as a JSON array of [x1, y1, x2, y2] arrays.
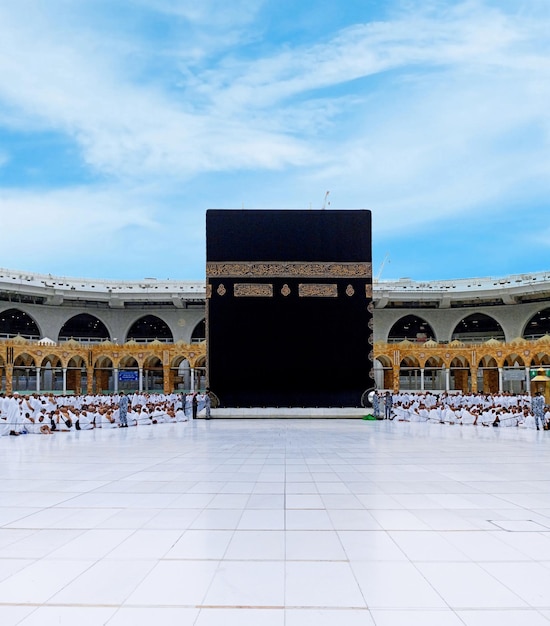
[[1, 418, 550, 625]]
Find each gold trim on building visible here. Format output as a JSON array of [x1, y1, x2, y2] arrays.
[[234, 283, 274, 297], [206, 261, 371, 279], [216, 284, 226, 296]]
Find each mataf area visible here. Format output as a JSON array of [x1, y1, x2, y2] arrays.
[[1, 419, 550, 625]]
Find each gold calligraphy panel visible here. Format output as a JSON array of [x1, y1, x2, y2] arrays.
[[298, 283, 338, 298], [234, 283, 274, 297]]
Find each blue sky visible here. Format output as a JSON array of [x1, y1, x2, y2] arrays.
[[1, 0, 549, 281]]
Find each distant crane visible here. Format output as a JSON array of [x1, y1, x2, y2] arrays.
[[321, 190, 330, 209], [375, 253, 390, 281]]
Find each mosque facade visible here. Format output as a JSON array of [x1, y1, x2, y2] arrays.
[[1, 267, 549, 398]]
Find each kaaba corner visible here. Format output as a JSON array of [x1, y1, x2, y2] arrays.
[[206, 209, 373, 409]]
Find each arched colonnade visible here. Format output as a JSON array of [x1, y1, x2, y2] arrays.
[[0, 337, 207, 395], [375, 336, 550, 394]]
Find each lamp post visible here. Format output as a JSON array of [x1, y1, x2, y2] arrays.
[[531, 367, 550, 404]]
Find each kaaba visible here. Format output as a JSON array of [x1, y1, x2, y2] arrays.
[[206, 210, 373, 408]]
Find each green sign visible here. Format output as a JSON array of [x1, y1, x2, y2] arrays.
[[530, 369, 550, 379]]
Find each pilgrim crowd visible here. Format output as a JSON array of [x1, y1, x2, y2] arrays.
[[373, 391, 550, 430], [2, 389, 549, 436], [0, 391, 211, 436]]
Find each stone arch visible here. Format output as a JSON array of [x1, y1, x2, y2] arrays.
[[59, 313, 110, 342], [143, 355, 163, 392], [373, 355, 392, 390], [117, 356, 139, 391], [171, 355, 191, 391], [119, 355, 139, 368], [13, 353, 36, 368], [39, 354, 63, 393], [40, 354, 62, 368], [504, 354, 525, 367], [0, 308, 41, 339], [452, 313, 505, 342], [450, 355, 471, 393], [191, 318, 206, 343], [523, 308, 550, 339], [94, 356, 114, 394], [195, 355, 207, 392], [423, 356, 445, 391], [531, 353, 550, 366], [388, 315, 436, 343], [478, 355, 499, 393], [12, 352, 37, 392], [502, 353, 528, 394], [126, 315, 173, 342], [67, 355, 87, 395], [399, 356, 421, 390]]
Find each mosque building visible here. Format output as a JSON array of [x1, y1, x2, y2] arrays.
[[1, 267, 549, 398]]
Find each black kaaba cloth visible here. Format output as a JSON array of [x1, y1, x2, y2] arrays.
[[206, 209, 373, 408]]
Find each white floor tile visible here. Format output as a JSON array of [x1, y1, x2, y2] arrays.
[[224, 530, 285, 560], [195, 608, 284, 626], [285, 608, 375, 625], [417, 562, 527, 608], [351, 561, 447, 609], [237, 509, 285, 530], [107, 529, 183, 559], [456, 610, 550, 626], [370, 609, 466, 625], [0, 559, 94, 604], [106, 607, 199, 625], [18, 606, 117, 625], [165, 530, 233, 559], [125, 560, 219, 605], [1, 418, 549, 623], [203, 561, 285, 606], [285, 530, 347, 560], [0, 605, 37, 625], [339, 530, 407, 561], [285, 562, 366, 607], [286, 509, 334, 530]]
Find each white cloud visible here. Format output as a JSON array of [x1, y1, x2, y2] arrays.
[[0, 0, 549, 247], [0, 2, 312, 180], [0, 185, 155, 258]]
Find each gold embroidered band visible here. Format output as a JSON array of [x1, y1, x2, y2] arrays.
[[206, 261, 371, 279]]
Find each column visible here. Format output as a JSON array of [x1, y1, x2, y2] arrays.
[[6, 365, 13, 395], [138, 367, 143, 392], [163, 365, 171, 394], [525, 366, 531, 394], [62, 367, 67, 394], [86, 367, 94, 394], [114, 368, 119, 393], [190, 368, 195, 393], [444, 367, 450, 392], [36, 367, 41, 392], [420, 368, 425, 391], [498, 367, 503, 393], [471, 367, 478, 393]]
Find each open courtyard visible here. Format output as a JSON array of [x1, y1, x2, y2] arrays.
[[1, 418, 550, 625]]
